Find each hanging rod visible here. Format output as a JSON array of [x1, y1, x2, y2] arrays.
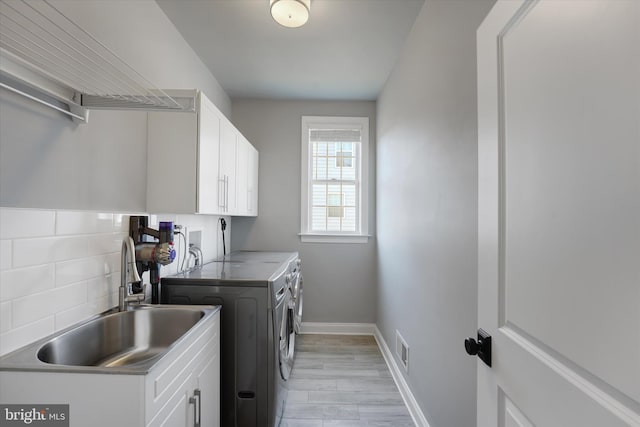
[[0, 81, 86, 121], [0, 0, 194, 113]]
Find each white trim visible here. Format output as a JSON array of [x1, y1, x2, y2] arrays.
[[502, 325, 640, 425], [298, 233, 369, 244], [300, 116, 369, 240], [298, 322, 430, 427], [374, 326, 430, 427], [300, 322, 376, 335]]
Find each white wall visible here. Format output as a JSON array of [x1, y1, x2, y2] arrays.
[[376, 1, 494, 426], [231, 100, 377, 324]]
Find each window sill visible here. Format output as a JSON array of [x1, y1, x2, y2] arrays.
[[298, 233, 370, 244]]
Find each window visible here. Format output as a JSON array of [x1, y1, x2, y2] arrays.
[[327, 193, 344, 217], [300, 116, 369, 243], [335, 143, 353, 168]]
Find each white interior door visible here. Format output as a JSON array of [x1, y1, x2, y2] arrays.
[[476, 1, 640, 426]]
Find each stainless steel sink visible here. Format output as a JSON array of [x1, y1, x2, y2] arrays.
[[37, 307, 203, 367], [0, 304, 219, 374]]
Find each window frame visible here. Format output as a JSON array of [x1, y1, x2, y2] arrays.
[[300, 116, 369, 244]]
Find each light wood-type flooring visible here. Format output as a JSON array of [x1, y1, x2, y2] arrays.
[[281, 334, 415, 427]]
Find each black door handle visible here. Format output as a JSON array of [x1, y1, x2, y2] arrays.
[[465, 328, 492, 367]]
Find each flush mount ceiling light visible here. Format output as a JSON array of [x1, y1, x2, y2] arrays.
[[270, 0, 310, 28]]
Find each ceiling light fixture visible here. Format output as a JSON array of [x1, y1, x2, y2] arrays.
[[270, 0, 310, 28]]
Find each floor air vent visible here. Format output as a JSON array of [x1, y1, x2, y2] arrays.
[[395, 330, 409, 373]]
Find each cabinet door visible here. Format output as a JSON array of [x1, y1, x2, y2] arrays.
[[147, 374, 194, 427], [219, 119, 237, 214], [235, 136, 250, 215], [194, 355, 220, 427], [248, 145, 259, 216], [147, 112, 198, 214], [234, 135, 259, 217], [197, 95, 221, 214]]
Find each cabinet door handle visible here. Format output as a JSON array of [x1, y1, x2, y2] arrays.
[[189, 389, 201, 427], [225, 175, 229, 212], [218, 177, 225, 208]]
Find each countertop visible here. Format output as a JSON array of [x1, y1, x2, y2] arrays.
[[163, 251, 298, 285]]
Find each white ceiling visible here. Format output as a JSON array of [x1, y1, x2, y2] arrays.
[[156, 0, 425, 101]]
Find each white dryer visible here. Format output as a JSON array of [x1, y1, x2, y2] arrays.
[[290, 258, 303, 334]]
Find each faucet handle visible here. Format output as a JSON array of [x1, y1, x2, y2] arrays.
[[125, 237, 142, 283], [125, 284, 147, 303], [136, 283, 147, 297]]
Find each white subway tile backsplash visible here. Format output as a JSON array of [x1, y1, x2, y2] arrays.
[[55, 255, 113, 287], [114, 214, 137, 232], [0, 264, 55, 302], [0, 207, 221, 357], [55, 293, 114, 332], [0, 208, 55, 239], [0, 301, 11, 333], [12, 236, 88, 268], [0, 240, 11, 270], [87, 274, 118, 301], [55, 303, 96, 331], [55, 294, 114, 332], [113, 214, 126, 232], [106, 252, 121, 274], [56, 211, 114, 235], [0, 316, 54, 356], [88, 232, 126, 256], [12, 282, 87, 328]]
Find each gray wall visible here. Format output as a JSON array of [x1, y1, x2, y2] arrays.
[[376, 1, 494, 426], [231, 100, 377, 324], [0, 0, 230, 212]]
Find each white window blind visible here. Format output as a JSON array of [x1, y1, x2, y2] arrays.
[[301, 116, 369, 243]]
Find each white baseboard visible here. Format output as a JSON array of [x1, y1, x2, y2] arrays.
[[373, 326, 430, 427], [300, 322, 376, 335], [298, 322, 429, 427]]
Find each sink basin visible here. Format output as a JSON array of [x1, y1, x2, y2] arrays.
[[0, 304, 219, 374], [37, 307, 204, 367]]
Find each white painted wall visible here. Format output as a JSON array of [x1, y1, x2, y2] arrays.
[[376, 1, 495, 426], [231, 100, 377, 324]]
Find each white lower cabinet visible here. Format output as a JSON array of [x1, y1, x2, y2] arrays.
[[194, 352, 219, 427], [149, 376, 194, 427], [147, 334, 220, 427], [0, 310, 220, 427]]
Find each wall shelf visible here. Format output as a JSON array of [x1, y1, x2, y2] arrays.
[[0, 0, 195, 122]]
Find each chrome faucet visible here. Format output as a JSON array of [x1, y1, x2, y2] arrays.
[[119, 237, 144, 311], [188, 244, 203, 269]]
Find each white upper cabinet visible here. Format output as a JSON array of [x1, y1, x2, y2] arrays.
[[197, 95, 222, 214], [248, 144, 259, 216], [236, 135, 259, 217], [219, 117, 238, 215], [147, 91, 258, 216]]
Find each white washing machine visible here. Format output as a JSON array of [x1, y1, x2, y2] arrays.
[[290, 258, 303, 334]]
